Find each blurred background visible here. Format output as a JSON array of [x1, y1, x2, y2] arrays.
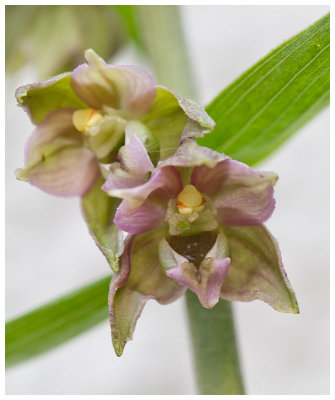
[[6, 5, 329, 395]]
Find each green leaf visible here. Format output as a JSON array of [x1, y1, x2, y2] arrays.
[[197, 13, 330, 165], [185, 291, 244, 394], [16, 73, 86, 124], [6, 276, 110, 368], [81, 177, 123, 272]]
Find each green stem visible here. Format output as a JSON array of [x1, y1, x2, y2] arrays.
[[186, 291, 245, 394], [137, 5, 245, 394], [135, 5, 195, 99]]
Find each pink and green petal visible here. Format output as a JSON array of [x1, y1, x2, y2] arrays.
[[109, 231, 184, 356], [20, 109, 80, 166], [167, 258, 231, 309], [143, 86, 215, 159], [192, 159, 277, 226], [16, 146, 99, 197], [104, 166, 182, 209], [158, 138, 227, 169], [118, 133, 154, 175], [15, 108, 99, 196], [71, 49, 156, 117], [16, 72, 86, 124], [114, 199, 166, 234], [220, 225, 299, 313], [160, 234, 230, 309]]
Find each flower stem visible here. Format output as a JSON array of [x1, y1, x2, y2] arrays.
[[136, 5, 245, 395], [186, 291, 245, 394], [135, 5, 195, 99]]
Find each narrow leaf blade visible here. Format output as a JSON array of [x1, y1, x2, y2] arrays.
[[198, 14, 330, 165], [6, 276, 110, 368]]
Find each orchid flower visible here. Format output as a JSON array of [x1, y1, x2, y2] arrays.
[[102, 136, 299, 356], [15, 49, 214, 196]]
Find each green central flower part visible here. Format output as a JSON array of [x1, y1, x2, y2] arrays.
[[166, 184, 218, 236]]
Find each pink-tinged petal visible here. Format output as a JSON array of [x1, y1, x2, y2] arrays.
[[114, 200, 166, 234], [167, 258, 231, 309], [16, 72, 86, 124], [104, 166, 182, 209], [119, 133, 154, 175], [15, 108, 99, 196], [158, 139, 227, 169], [159, 235, 230, 309], [143, 87, 215, 160], [101, 135, 154, 193], [17, 147, 99, 197], [220, 225, 299, 313], [109, 230, 184, 356], [71, 49, 156, 116], [192, 158, 278, 226], [125, 120, 160, 166], [23, 108, 80, 166]]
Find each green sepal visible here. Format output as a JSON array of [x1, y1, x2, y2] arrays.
[[16, 72, 86, 124], [81, 177, 123, 272]]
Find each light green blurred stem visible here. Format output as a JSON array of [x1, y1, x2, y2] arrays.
[[186, 291, 245, 394], [136, 5, 245, 395], [136, 5, 195, 99]]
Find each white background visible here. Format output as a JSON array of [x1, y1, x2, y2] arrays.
[[6, 5, 329, 395]]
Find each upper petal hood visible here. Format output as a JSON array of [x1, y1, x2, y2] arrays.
[[71, 49, 156, 117]]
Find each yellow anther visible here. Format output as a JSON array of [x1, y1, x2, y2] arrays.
[[72, 109, 103, 135], [176, 185, 205, 215]]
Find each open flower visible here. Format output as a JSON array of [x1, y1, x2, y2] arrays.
[[15, 49, 215, 196], [102, 136, 299, 355]]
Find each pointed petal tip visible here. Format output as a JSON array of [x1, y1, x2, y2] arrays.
[[84, 48, 102, 65], [14, 167, 26, 181], [113, 338, 126, 357]]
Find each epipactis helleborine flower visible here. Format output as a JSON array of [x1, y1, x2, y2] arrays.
[[15, 49, 215, 196], [102, 136, 299, 356]]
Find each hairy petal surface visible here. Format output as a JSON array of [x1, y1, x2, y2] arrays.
[[15, 109, 99, 196], [15, 72, 86, 124], [220, 225, 299, 313], [192, 159, 277, 225], [109, 231, 184, 356], [71, 49, 156, 117]]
